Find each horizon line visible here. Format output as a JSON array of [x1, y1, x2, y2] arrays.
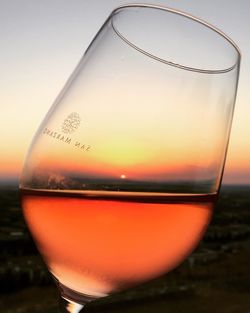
[[0, 177, 249, 187]]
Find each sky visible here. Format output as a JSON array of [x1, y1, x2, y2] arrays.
[[0, 0, 249, 184]]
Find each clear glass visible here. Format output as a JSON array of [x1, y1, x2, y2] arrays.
[[19, 4, 240, 313]]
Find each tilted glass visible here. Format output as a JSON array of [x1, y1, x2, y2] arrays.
[[20, 4, 240, 313]]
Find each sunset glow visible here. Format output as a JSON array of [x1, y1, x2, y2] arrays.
[[2, 79, 246, 184], [0, 1, 249, 185]]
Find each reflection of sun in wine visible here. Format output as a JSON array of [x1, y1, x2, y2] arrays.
[[120, 174, 126, 179]]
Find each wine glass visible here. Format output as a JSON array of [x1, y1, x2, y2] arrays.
[[20, 4, 241, 313]]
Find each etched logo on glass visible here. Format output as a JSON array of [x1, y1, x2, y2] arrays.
[[62, 112, 81, 134]]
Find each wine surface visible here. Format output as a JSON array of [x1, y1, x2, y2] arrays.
[[21, 189, 216, 297]]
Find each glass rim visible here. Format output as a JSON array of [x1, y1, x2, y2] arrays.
[[110, 3, 241, 74]]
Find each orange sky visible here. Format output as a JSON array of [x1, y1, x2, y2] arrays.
[[0, 0, 249, 184]]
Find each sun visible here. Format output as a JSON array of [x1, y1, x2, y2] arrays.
[[120, 174, 126, 179]]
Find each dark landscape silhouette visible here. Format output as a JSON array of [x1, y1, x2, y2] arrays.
[[0, 183, 250, 312]]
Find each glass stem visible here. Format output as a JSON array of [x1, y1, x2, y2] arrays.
[[58, 296, 85, 313], [56, 279, 96, 313]]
